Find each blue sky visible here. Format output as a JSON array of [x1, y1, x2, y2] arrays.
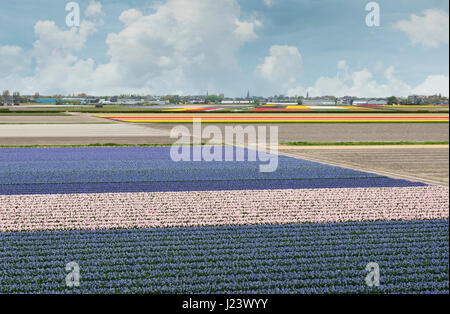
[[0, 0, 448, 97]]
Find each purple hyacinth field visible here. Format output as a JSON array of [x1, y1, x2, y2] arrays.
[[0, 147, 448, 294]]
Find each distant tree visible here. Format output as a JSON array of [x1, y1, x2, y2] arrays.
[[297, 97, 303, 105], [1, 90, 10, 102], [168, 97, 179, 104], [387, 96, 398, 105], [205, 95, 224, 104]]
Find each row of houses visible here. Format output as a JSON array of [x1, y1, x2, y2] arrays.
[[32, 97, 170, 105], [3, 92, 446, 106], [258, 98, 388, 106], [221, 100, 253, 104]]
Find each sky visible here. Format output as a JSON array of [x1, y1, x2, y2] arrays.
[[0, 0, 448, 97]]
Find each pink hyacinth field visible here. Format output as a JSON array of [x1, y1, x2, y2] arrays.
[[0, 186, 448, 232]]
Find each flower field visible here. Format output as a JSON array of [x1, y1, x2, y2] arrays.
[[96, 113, 450, 123], [1, 187, 448, 232], [0, 221, 448, 294], [253, 104, 449, 112], [0, 147, 425, 195], [0, 147, 448, 294]]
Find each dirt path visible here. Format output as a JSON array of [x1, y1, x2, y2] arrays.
[[0, 124, 170, 138], [0, 112, 115, 124]]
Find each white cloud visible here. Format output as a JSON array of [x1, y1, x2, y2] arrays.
[[413, 75, 450, 96], [118, 9, 143, 26], [33, 20, 96, 53], [395, 9, 449, 48], [0, 45, 30, 74], [0, 1, 104, 94], [2, 2, 447, 98], [264, 0, 275, 8], [97, 0, 262, 94], [306, 61, 449, 97], [307, 64, 410, 97], [255, 45, 304, 95], [1, 0, 261, 95], [234, 19, 262, 41], [85, 0, 103, 18], [337, 60, 348, 70], [255, 47, 448, 97]]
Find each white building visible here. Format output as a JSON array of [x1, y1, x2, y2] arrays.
[[351, 99, 387, 106], [221, 100, 252, 104], [352, 99, 369, 106], [150, 100, 169, 105], [303, 99, 336, 106], [265, 102, 298, 106], [368, 99, 387, 106]]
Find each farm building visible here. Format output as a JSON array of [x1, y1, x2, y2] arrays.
[[302, 99, 336, 106], [368, 99, 388, 106], [35, 98, 58, 104]]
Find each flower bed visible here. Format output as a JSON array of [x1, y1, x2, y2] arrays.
[[1, 187, 447, 232], [0, 220, 447, 294], [0, 147, 425, 195], [1, 146, 447, 294]]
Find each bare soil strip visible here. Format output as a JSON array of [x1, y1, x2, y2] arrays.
[[139, 123, 450, 143], [0, 124, 170, 138], [278, 147, 449, 186], [0, 113, 113, 124]]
